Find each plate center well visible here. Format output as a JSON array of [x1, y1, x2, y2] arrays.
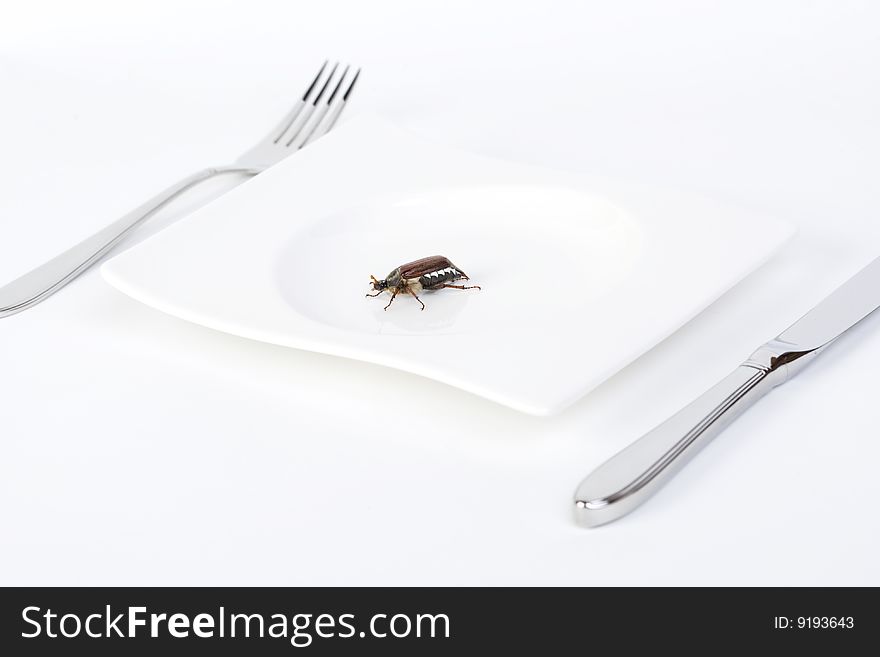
[[277, 185, 642, 336]]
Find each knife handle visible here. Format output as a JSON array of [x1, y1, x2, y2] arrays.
[[572, 336, 831, 527], [573, 365, 774, 527]]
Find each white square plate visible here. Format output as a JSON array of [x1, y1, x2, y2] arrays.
[[102, 116, 793, 415]]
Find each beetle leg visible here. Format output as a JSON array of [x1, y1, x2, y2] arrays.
[[383, 289, 399, 310], [365, 291, 383, 297], [440, 284, 482, 291], [408, 289, 426, 311]]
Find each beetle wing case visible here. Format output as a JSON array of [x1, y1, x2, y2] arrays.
[[398, 255, 456, 278], [398, 255, 468, 290]]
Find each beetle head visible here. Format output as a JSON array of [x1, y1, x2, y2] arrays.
[[370, 275, 388, 291]]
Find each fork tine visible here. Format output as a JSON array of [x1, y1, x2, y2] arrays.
[[310, 62, 340, 105], [284, 62, 340, 147], [301, 60, 330, 101], [271, 60, 328, 144], [342, 68, 360, 101], [294, 65, 350, 149], [325, 65, 350, 105], [302, 68, 360, 146]]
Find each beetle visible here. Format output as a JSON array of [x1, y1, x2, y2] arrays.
[[366, 255, 481, 310]]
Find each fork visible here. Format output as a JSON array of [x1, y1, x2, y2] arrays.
[[0, 61, 360, 319]]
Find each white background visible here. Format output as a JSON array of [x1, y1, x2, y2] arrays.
[[1, 0, 878, 585]]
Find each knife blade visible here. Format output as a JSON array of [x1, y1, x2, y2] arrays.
[[574, 255, 880, 527], [776, 256, 880, 350]]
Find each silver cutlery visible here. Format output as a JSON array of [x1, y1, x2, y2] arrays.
[[574, 255, 880, 527], [0, 61, 360, 319]]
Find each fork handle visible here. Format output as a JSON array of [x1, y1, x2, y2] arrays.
[[0, 166, 254, 318], [573, 364, 780, 527]]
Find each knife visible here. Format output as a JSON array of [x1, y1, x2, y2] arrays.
[[574, 255, 880, 527]]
